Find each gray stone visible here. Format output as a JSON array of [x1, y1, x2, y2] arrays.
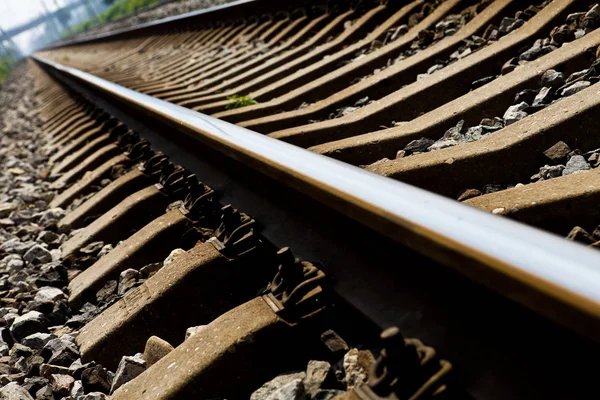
[[79, 241, 104, 256], [3, 313, 19, 328], [441, 120, 464, 139], [0, 203, 16, 218], [44, 338, 80, 367], [21, 333, 54, 350], [265, 378, 305, 400], [498, 17, 515, 34], [428, 139, 458, 151], [532, 87, 553, 106], [354, 97, 370, 107], [0, 307, 18, 318], [0, 343, 9, 356], [427, 64, 444, 74], [76, 393, 108, 400], [561, 81, 591, 97], [110, 353, 146, 394], [163, 248, 186, 266], [36, 231, 61, 245], [185, 325, 208, 340], [50, 249, 61, 262], [539, 165, 565, 180], [471, 76, 496, 89], [6, 257, 24, 273], [480, 117, 504, 132], [23, 245, 52, 265], [503, 102, 529, 125], [139, 263, 162, 278], [541, 70, 565, 88], [507, 18, 525, 32], [343, 349, 368, 390], [562, 155, 591, 176], [11, 311, 48, 342], [97, 244, 113, 258], [567, 70, 589, 84], [38, 208, 65, 226], [403, 138, 435, 153], [250, 372, 306, 400], [65, 303, 99, 329], [117, 269, 141, 295], [1, 239, 36, 255], [34, 385, 53, 400], [95, 280, 117, 303], [501, 57, 519, 75], [71, 380, 84, 397], [514, 89, 538, 104], [69, 358, 83, 374], [462, 126, 485, 142], [519, 42, 552, 61], [304, 360, 332, 395], [0, 382, 34, 399], [35, 287, 67, 302], [338, 107, 358, 117]]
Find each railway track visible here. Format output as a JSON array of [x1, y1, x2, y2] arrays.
[[0, 0, 600, 398]]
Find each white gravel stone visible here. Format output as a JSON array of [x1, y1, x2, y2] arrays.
[[503, 102, 529, 126], [110, 353, 147, 394], [563, 155, 591, 176], [163, 248, 186, 266], [0, 382, 34, 399]]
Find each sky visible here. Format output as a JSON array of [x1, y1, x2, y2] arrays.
[[0, 0, 105, 54]]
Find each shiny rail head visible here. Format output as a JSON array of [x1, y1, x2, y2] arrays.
[[32, 54, 600, 339]]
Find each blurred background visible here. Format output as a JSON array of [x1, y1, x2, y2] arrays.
[[0, 0, 166, 82]]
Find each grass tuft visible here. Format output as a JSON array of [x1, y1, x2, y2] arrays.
[[225, 94, 258, 110]]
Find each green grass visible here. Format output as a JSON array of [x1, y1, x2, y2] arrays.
[[67, 0, 161, 36], [0, 56, 16, 86], [225, 94, 258, 110]]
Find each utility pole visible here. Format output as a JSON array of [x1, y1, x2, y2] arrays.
[[0, 28, 21, 61], [54, 0, 73, 35], [40, 0, 63, 42], [0, 29, 9, 58], [84, 0, 99, 19]]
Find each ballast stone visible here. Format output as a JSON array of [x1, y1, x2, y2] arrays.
[[23, 245, 52, 265], [10, 311, 48, 342], [0, 382, 34, 399], [110, 353, 146, 394], [503, 102, 529, 126], [562, 155, 590, 176]]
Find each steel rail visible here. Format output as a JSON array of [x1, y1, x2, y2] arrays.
[[33, 54, 600, 340], [45, 0, 307, 49]]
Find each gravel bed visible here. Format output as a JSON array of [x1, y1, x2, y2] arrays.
[[248, 327, 447, 400], [311, 0, 529, 123], [0, 64, 220, 398], [365, 3, 599, 168], [3, 61, 371, 399]]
